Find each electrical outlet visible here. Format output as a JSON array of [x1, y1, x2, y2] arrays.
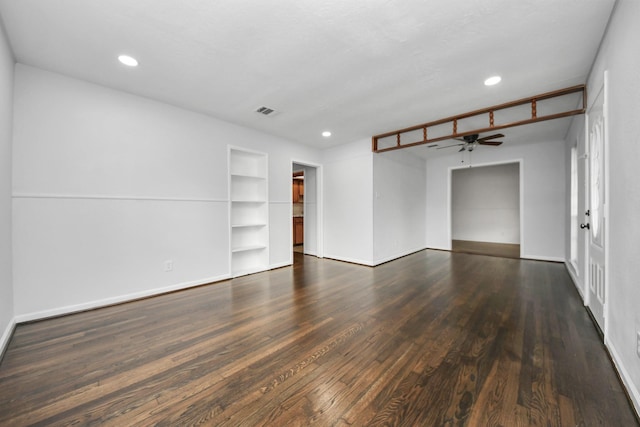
[[164, 260, 173, 272]]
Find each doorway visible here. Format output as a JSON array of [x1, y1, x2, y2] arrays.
[[292, 169, 304, 254], [291, 162, 321, 260], [450, 162, 521, 258]]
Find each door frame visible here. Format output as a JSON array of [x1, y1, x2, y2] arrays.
[[291, 160, 323, 261], [447, 159, 524, 255]]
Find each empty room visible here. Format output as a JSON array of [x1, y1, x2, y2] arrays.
[[1, 1, 639, 425]]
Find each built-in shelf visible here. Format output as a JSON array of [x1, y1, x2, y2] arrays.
[[231, 173, 266, 179], [231, 244, 268, 253], [232, 224, 267, 228], [229, 149, 267, 178], [229, 147, 268, 277]]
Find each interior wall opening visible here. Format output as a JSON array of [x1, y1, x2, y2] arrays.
[[292, 168, 304, 255], [291, 162, 320, 261], [451, 162, 521, 259]]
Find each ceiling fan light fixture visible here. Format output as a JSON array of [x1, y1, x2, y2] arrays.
[[484, 75, 501, 86], [322, 131, 332, 137]]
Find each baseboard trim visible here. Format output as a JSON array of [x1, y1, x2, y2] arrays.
[[520, 254, 565, 263], [0, 317, 16, 362], [373, 247, 427, 266], [606, 339, 640, 421], [15, 274, 231, 324], [426, 245, 451, 252], [323, 254, 374, 267], [325, 247, 430, 268], [564, 261, 585, 300], [269, 261, 291, 270]]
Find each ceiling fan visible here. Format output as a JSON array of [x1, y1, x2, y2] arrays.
[[437, 133, 504, 152]]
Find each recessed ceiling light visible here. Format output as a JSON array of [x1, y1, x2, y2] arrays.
[[484, 75, 502, 86], [322, 131, 332, 137], [118, 55, 138, 67]]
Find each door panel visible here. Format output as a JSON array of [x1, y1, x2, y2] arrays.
[[585, 82, 607, 333]]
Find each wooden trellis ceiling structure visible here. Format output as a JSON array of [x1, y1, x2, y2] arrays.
[[372, 85, 586, 153]]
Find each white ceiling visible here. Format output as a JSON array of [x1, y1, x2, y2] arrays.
[[0, 0, 615, 155]]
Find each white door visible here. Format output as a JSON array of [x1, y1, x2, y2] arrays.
[[584, 81, 607, 334]]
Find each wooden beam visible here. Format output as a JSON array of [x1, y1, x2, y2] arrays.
[[372, 85, 586, 153]]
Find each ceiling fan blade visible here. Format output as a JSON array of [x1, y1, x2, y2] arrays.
[[437, 143, 464, 149], [478, 141, 503, 146], [477, 133, 504, 142], [458, 146, 466, 152]]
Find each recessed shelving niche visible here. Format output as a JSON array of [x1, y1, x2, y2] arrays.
[[229, 147, 269, 277]]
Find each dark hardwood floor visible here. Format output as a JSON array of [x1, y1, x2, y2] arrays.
[[452, 239, 521, 259], [0, 250, 637, 426]]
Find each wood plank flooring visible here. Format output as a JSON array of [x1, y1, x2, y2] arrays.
[[452, 239, 521, 259], [0, 250, 637, 426]]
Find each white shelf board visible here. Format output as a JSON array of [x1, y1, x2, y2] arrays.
[[231, 173, 266, 180], [231, 244, 267, 253], [231, 223, 267, 228]]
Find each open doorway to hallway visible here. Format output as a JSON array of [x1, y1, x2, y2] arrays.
[[291, 162, 321, 261], [451, 162, 521, 259], [292, 169, 304, 254]]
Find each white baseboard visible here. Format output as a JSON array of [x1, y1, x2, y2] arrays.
[[606, 339, 640, 419], [520, 254, 565, 263], [426, 245, 451, 252], [564, 261, 585, 300], [15, 274, 231, 323], [323, 254, 374, 267], [373, 247, 427, 266], [269, 261, 291, 270], [0, 317, 16, 359]]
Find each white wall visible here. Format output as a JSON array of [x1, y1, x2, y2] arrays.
[[323, 142, 427, 266], [426, 140, 565, 261], [0, 18, 14, 354], [12, 65, 321, 320], [373, 149, 426, 264], [452, 162, 520, 244], [578, 0, 640, 414], [323, 139, 374, 265]]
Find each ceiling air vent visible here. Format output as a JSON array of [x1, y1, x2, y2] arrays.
[[255, 106, 277, 116]]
